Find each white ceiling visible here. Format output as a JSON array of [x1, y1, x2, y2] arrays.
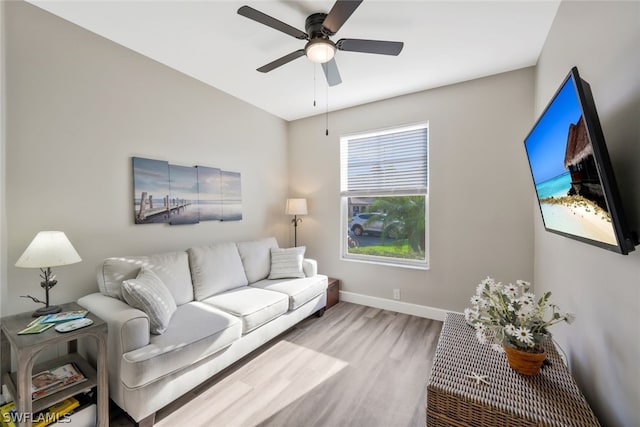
[[28, 1, 560, 122]]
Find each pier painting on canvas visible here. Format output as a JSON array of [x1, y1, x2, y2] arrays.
[[133, 157, 171, 224], [133, 157, 242, 225]]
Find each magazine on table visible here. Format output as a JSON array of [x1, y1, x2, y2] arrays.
[[31, 363, 87, 401], [17, 318, 54, 335], [40, 310, 88, 324]]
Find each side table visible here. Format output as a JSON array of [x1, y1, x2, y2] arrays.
[[326, 278, 340, 309], [426, 313, 600, 426], [1, 302, 108, 427]]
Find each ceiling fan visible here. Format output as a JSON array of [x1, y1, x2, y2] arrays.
[[237, 0, 404, 86]]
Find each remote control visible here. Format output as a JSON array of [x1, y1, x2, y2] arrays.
[[55, 318, 94, 333]]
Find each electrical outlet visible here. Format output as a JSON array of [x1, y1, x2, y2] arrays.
[[393, 289, 401, 300]]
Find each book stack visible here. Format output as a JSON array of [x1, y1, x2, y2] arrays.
[[32, 363, 87, 401], [0, 363, 91, 427], [0, 396, 89, 427]]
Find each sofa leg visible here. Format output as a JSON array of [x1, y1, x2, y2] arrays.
[[316, 308, 326, 317], [137, 412, 156, 427]]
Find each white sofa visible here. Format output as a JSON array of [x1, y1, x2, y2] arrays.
[[77, 237, 328, 426]]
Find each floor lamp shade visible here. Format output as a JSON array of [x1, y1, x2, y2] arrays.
[[285, 198, 308, 216]]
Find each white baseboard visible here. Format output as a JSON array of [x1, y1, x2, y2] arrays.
[[338, 291, 450, 321]]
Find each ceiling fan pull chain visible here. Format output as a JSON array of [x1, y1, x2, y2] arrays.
[[325, 83, 329, 136], [313, 64, 317, 107]]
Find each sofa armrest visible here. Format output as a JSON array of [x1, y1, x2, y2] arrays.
[[302, 258, 317, 277], [78, 293, 151, 406], [78, 293, 150, 354]]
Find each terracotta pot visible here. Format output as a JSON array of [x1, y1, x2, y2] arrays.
[[504, 345, 547, 376]]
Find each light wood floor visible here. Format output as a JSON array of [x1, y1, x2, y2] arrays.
[[110, 302, 443, 427]]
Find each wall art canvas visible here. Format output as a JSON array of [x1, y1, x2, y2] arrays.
[[196, 166, 222, 221], [169, 164, 199, 225], [133, 157, 170, 224], [221, 170, 243, 221], [133, 157, 242, 225]]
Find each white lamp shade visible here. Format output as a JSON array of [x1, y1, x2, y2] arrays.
[[15, 231, 82, 268], [285, 198, 308, 216]]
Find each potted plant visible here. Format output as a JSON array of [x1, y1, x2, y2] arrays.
[[465, 277, 575, 375]]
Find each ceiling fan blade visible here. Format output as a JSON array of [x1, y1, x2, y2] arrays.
[[336, 38, 404, 56], [257, 49, 306, 73], [323, 0, 363, 35], [321, 58, 342, 86], [238, 5, 308, 40]]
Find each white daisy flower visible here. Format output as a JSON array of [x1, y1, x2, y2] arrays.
[[504, 324, 518, 336], [502, 283, 518, 298], [464, 308, 478, 322], [565, 312, 576, 324], [481, 276, 495, 287], [517, 311, 530, 323], [514, 327, 534, 346], [521, 292, 536, 302], [489, 281, 502, 292], [470, 295, 482, 306], [476, 330, 487, 344], [516, 279, 531, 289], [518, 297, 535, 314]]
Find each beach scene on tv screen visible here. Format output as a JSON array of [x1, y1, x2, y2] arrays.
[[525, 76, 616, 246]]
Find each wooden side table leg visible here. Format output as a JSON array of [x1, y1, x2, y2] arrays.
[[95, 332, 109, 427], [16, 352, 36, 427], [1, 329, 10, 388]]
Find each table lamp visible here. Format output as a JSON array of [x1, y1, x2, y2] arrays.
[[285, 198, 307, 247], [15, 231, 82, 317]]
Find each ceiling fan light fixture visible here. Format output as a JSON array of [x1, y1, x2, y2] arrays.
[[305, 38, 336, 64]]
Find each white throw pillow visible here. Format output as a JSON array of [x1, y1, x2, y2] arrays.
[[269, 247, 306, 279], [122, 268, 177, 335]]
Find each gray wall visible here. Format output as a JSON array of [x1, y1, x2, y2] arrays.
[[534, 2, 640, 426], [3, 1, 289, 316], [288, 68, 535, 313]]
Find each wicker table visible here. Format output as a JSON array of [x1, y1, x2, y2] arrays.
[[426, 313, 600, 426]]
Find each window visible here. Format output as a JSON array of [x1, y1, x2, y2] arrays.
[[341, 123, 429, 268]]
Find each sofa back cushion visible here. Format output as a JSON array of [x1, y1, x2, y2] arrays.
[[97, 251, 194, 305], [188, 242, 249, 301], [236, 237, 279, 284]]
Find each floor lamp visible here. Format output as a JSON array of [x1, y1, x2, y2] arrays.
[[286, 198, 307, 247]]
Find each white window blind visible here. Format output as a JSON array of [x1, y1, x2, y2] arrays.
[[340, 124, 428, 196]]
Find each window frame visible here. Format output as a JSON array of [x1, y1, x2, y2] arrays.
[[340, 122, 430, 270]]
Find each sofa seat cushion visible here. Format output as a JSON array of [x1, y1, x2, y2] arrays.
[[202, 287, 288, 334], [251, 275, 328, 310], [121, 302, 241, 388]]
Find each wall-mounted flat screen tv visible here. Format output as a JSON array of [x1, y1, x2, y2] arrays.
[[523, 66, 637, 254]]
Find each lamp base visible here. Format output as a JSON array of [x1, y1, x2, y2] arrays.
[[32, 305, 62, 318]]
